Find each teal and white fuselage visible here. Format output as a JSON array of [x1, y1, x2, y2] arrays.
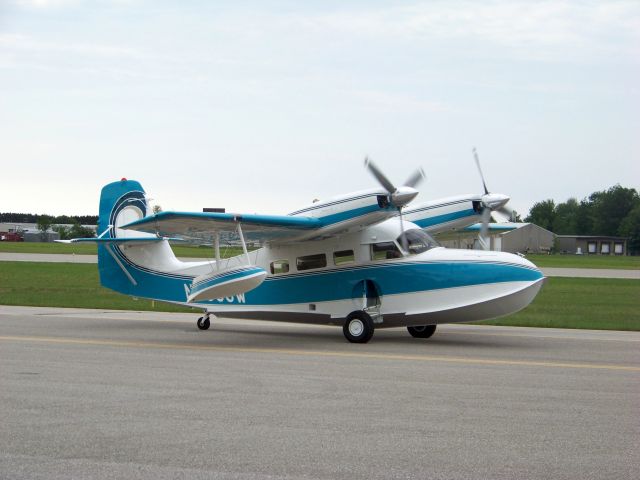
[[78, 178, 544, 342]]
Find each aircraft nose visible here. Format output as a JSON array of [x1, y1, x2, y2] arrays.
[[504, 251, 544, 280]]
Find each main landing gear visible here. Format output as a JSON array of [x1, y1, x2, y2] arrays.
[[197, 313, 211, 331], [407, 324, 437, 338], [343, 311, 375, 344]]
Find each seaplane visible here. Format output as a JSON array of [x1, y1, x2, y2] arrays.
[[62, 155, 545, 343]]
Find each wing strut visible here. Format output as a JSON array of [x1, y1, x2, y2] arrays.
[[236, 222, 251, 265], [214, 232, 221, 271]]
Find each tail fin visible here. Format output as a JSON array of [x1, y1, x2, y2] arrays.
[[98, 178, 148, 239], [97, 179, 151, 296]]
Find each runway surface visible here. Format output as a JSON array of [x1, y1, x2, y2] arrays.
[[1, 306, 638, 479]]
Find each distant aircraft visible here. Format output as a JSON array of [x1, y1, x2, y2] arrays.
[[61, 156, 544, 343]]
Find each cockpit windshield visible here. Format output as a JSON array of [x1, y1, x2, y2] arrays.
[[397, 229, 439, 255]]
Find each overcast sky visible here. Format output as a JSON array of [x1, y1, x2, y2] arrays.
[[1, 0, 639, 218]]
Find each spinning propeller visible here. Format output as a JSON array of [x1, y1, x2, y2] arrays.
[[364, 157, 425, 252], [473, 148, 514, 250]]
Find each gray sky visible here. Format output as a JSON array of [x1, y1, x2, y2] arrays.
[[1, 0, 639, 218]]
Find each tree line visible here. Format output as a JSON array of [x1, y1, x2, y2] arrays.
[[0, 212, 98, 225], [1, 213, 97, 240], [524, 185, 640, 254]]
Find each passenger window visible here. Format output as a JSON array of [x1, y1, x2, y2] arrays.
[[333, 249, 355, 265], [270, 260, 289, 274], [371, 242, 401, 260], [296, 253, 327, 271]]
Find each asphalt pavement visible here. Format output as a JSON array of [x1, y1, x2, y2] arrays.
[[1, 306, 638, 479]]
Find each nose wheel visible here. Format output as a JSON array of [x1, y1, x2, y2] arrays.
[[197, 314, 211, 330]]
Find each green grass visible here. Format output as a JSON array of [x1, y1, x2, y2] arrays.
[[1, 262, 638, 330], [0, 242, 98, 254], [0, 241, 245, 259], [477, 277, 640, 330], [0, 262, 193, 312], [525, 253, 640, 269]]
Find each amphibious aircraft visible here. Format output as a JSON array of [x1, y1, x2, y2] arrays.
[[62, 157, 544, 343]]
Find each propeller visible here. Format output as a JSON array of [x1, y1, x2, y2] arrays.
[[472, 148, 515, 250], [364, 157, 425, 253], [473, 147, 514, 218]]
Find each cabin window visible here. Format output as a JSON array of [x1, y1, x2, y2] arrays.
[[270, 260, 289, 274], [587, 242, 597, 254], [334, 249, 355, 265], [371, 242, 401, 261], [614, 242, 624, 255], [296, 253, 327, 271], [601, 243, 610, 254], [397, 229, 437, 255]]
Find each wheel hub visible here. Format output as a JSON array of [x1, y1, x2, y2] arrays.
[[349, 319, 364, 336]]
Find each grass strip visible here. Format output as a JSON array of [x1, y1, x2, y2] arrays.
[[0, 242, 245, 259], [524, 253, 640, 270], [477, 277, 640, 330], [0, 262, 638, 330], [0, 262, 193, 313]]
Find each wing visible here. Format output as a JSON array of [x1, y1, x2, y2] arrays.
[[122, 211, 323, 243], [402, 194, 483, 234]]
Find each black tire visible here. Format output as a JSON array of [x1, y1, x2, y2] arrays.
[[407, 324, 436, 339], [197, 316, 210, 330], [343, 311, 375, 343]]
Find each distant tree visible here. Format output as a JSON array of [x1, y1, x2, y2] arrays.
[[590, 185, 639, 236], [0, 212, 37, 223], [36, 215, 54, 241], [76, 215, 98, 224], [574, 198, 594, 235], [53, 215, 74, 224], [619, 204, 640, 255], [152, 204, 162, 214], [552, 198, 579, 234], [524, 199, 555, 231], [52, 225, 71, 240], [1, 213, 97, 224], [69, 222, 95, 239]]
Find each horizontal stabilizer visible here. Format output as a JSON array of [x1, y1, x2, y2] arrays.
[[55, 237, 173, 244]]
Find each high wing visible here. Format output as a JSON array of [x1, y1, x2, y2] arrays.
[[122, 188, 401, 243], [122, 211, 323, 243]]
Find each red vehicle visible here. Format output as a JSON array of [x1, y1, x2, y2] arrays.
[[0, 232, 23, 242]]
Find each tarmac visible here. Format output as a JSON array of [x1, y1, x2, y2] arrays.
[[1, 252, 639, 278], [1, 306, 639, 479]]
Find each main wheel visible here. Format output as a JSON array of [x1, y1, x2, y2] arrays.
[[343, 311, 375, 343], [197, 316, 210, 330], [407, 324, 436, 338]]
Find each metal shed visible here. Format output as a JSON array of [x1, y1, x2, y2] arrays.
[[436, 222, 556, 254]]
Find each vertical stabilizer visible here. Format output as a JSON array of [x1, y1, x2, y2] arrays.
[[97, 179, 149, 296]]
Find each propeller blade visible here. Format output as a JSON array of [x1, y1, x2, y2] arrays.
[[404, 167, 426, 189], [478, 207, 491, 251], [497, 205, 514, 220], [364, 156, 396, 194], [473, 147, 489, 196]]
